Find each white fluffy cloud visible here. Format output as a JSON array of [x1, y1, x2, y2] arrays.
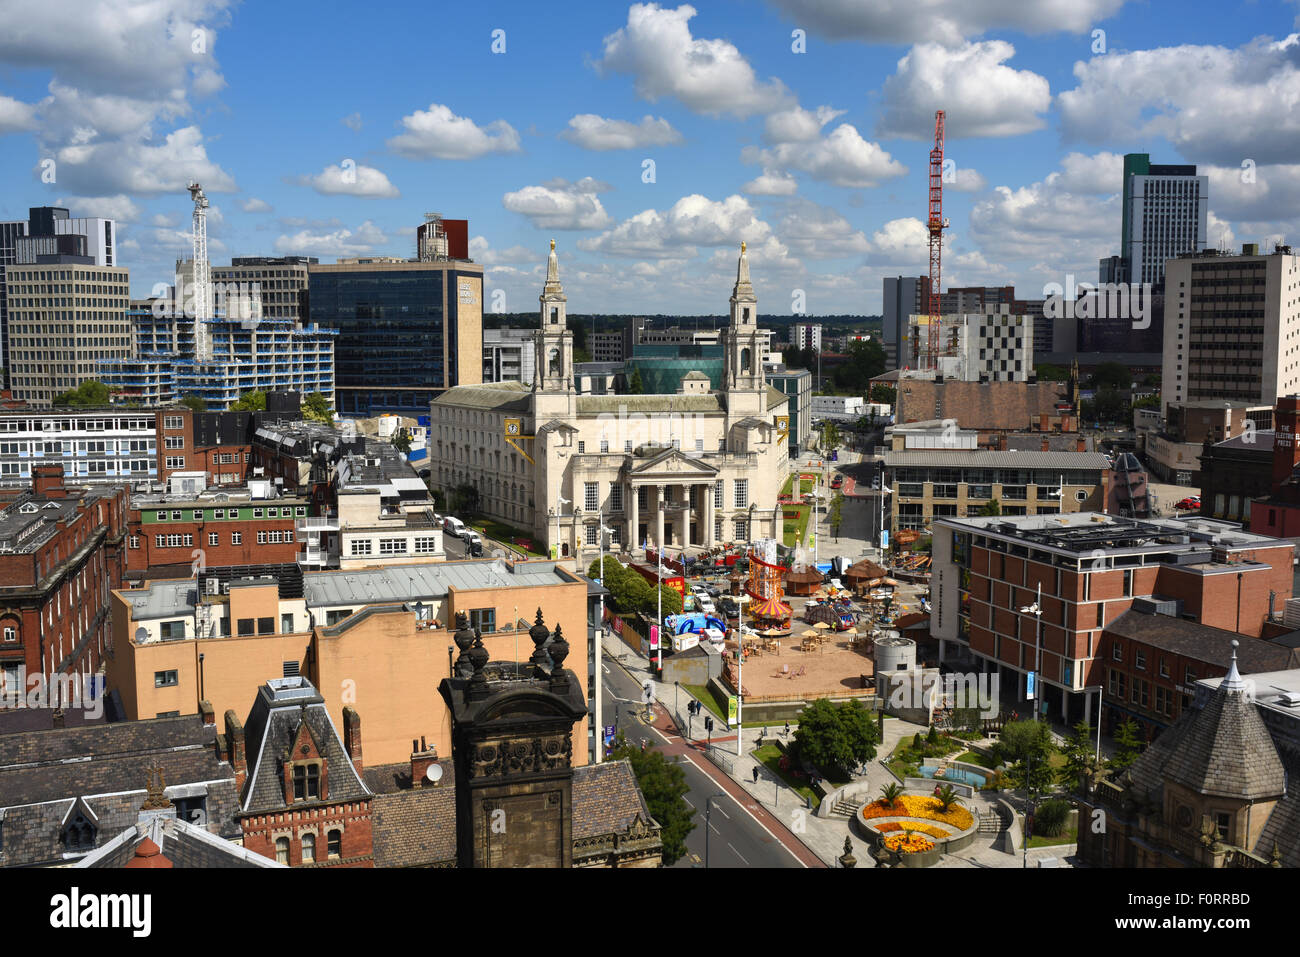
[[239, 196, 272, 213], [763, 105, 845, 144], [54, 194, 139, 222], [341, 112, 362, 132], [597, 2, 794, 118], [0, 94, 37, 134], [948, 166, 988, 192], [1204, 162, 1300, 223], [560, 114, 684, 150], [387, 103, 521, 160], [878, 41, 1051, 139], [742, 169, 798, 196], [274, 220, 388, 258], [1055, 151, 1124, 194], [778, 200, 869, 258], [865, 217, 930, 265], [1058, 35, 1300, 165], [502, 177, 614, 230], [44, 124, 235, 195], [299, 162, 400, 199], [578, 193, 772, 258], [767, 0, 1127, 47], [743, 124, 906, 188], [468, 235, 542, 265]]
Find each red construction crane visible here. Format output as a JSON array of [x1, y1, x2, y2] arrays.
[[926, 110, 948, 371]]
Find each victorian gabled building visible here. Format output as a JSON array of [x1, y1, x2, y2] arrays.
[[429, 241, 790, 559]]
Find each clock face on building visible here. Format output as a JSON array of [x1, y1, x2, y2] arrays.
[[505, 419, 521, 436]]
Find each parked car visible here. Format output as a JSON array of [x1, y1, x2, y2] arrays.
[[830, 475, 843, 489], [1175, 497, 1200, 510]]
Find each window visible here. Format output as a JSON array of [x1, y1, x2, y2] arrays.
[[1214, 812, 1231, 842], [1135, 649, 1146, 671], [293, 765, 320, 800], [64, 812, 96, 852], [166, 456, 185, 469], [281, 613, 293, 633], [350, 539, 372, 556], [327, 830, 342, 859], [129, 535, 139, 549], [379, 538, 406, 555], [1185, 666, 1196, 684], [714, 481, 723, 508], [208, 532, 218, 546], [159, 620, 186, 640], [1, 627, 14, 643], [1112, 641, 1123, 661], [610, 485, 623, 512], [232, 531, 242, 545], [164, 436, 184, 449], [154, 670, 178, 688], [600, 438, 609, 453], [257, 531, 267, 545], [584, 481, 599, 511], [578, 441, 585, 454], [253, 508, 264, 519], [469, 608, 496, 633], [734, 520, 748, 540], [1159, 658, 1169, 678], [586, 524, 598, 546], [638, 486, 648, 510], [237, 618, 255, 636], [171, 510, 182, 521], [275, 837, 290, 865], [258, 617, 275, 635], [733, 479, 748, 508], [415, 536, 439, 554], [302, 832, 317, 862], [164, 415, 183, 430]]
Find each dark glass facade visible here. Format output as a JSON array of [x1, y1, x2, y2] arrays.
[[308, 266, 451, 417]]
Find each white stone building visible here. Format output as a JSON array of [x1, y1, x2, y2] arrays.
[[429, 241, 790, 559]]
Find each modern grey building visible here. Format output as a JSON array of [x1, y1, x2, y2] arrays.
[[882, 275, 925, 370], [482, 327, 537, 384], [1106, 153, 1208, 289], [765, 364, 812, 455]]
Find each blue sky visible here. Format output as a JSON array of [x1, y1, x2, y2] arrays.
[[1, 0, 1297, 314]]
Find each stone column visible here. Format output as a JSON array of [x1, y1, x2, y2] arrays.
[[680, 486, 691, 548], [703, 481, 715, 547], [628, 482, 639, 552], [655, 485, 665, 550]]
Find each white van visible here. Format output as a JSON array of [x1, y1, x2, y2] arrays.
[[443, 516, 466, 537]]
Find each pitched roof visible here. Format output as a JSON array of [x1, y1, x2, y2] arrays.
[[431, 382, 532, 412], [1104, 610, 1300, 673], [896, 380, 1069, 431], [571, 759, 658, 840], [76, 813, 284, 868], [239, 679, 371, 814]]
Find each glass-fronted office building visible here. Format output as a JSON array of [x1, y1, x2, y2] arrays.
[[307, 261, 483, 417]]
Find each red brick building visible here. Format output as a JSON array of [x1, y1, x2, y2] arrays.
[[931, 512, 1294, 728], [0, 465, 127, 701], [126, 487, 308, 574], [1249, 394, 1300, 536], [227, 677, 373, 867]]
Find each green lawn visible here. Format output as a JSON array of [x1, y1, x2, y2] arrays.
[[683, 682, 727, 720], [782, 505, 811, 546], [469, 520, 547, 558], [752, 744, 821, 807], [1027, 826, 1078, 848], [957, 749, 999, 769]]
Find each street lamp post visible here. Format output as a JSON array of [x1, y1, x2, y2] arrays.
[[1020, 582, 1043, 722], [735, 593, 750, 757]]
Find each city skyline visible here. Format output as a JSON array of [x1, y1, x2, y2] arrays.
[[0, 0, 1296, 316]]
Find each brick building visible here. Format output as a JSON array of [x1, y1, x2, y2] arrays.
[[0, 465, 127, 707], [229, 677, 374, 867], [930, 512, 1294, 727], [1249, 394, 1300, 536], [126, 482, 308, 575]]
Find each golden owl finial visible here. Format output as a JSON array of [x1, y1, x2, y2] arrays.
[[550, 238, 555, 251], [741, 240, 746, 253]]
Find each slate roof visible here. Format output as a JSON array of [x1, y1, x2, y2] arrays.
[[431, 382, 532, 412], [896, 379, 1069, 432], [76, 813, 284, 868], [239, 678, 371, 814], [1104, 610, 1300, 673], [0, 716, 240, 866], [571, 759, 656, 840]]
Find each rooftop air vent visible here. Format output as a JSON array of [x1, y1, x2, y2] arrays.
[[1276, 691, 1300, 707]]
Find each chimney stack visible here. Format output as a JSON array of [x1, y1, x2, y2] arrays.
[[411, 737, 439, 787], [1041, 438, 1050, 452], [343, 706, 363, 774], [32, 464, 65, 499], [225, 710, 247, 793], [199, 700, 215, 726], [1077, 438, 1087, 453]]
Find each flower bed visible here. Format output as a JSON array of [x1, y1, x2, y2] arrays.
[[883, 832, 934, 854], [874, 821, 950, 840], [861, 795, 973, 831]]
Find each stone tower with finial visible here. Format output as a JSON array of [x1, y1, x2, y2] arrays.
[[534, 239, 577, 419], [439, 607, 589, 867], [723, 241, 767, 416]]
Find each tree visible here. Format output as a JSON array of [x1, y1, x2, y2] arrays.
[[868, 383, 896, 406], [829, 491, 844, 540], [1062, 721, 1098, 788], [1090, 362, 1132, 392], [229, 389, 267, 412], [301, 391, 333, 423], [610, 734, 695, 866], [1034, 363, 1070, 382], [1111, 718, 1144, 771], [646, 584, 683, 618], [996, 719, 1057, 796], [451, 483, 480, 516], [820, 421, 841, 451], [1133, 393, 1160, 410], [51, 380, 110, 407], [935, 783, 959, 813], [976, 498, 1002, 517], [879, 782, 904, 806], [793, 698, 880, 780], [179, 393, 207, 413], [627, 367, 644, 395]]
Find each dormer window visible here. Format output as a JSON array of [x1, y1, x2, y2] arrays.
[[293, 763, 320, 801], [63, 811, 96, 852]]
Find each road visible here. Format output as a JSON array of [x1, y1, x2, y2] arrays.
[[600, 656, 805, 869]]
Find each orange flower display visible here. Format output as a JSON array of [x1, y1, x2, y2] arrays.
[[883, 832, 934, 853], [860, 794, 973, 831], [874, 821, 949, 839]]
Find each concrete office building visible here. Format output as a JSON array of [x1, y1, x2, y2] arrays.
[[211, 257, 316, 322], [1106, 153, 1209, 289], [882, 275, 925, 370], [1162, 244, 1300, 417], [482, 327, 537, 385], [308, 259, 483, 417], [905, 308, 1033, 382], [790, 323, 822, 353], [765, 365, 812, 455]]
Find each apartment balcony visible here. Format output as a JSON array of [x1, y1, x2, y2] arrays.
[[296, 512, 340, 533], [298, 545, 331, 566]]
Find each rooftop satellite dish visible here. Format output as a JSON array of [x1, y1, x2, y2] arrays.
[[425, 763, 443, 784], [135, 626, 149, 642]]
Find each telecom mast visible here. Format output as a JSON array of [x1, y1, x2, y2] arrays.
[[188, 181, 211, 361], [926, 111, 948, 371]]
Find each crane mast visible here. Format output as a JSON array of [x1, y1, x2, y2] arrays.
[[188, 181, 211, 362], [926, 110, 948, 371]]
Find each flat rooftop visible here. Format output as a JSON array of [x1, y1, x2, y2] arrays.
[[939, 512, 1290, 555]]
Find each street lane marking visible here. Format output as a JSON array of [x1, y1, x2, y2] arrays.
[[728, 843, 750, 865]]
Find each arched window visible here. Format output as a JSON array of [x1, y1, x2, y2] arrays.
[[328, 830, 342, 859], [275, 836, 290, 865], [548, 348, 561, 376], [741, 348, 752, 373], [302, 832, 316, 864]]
